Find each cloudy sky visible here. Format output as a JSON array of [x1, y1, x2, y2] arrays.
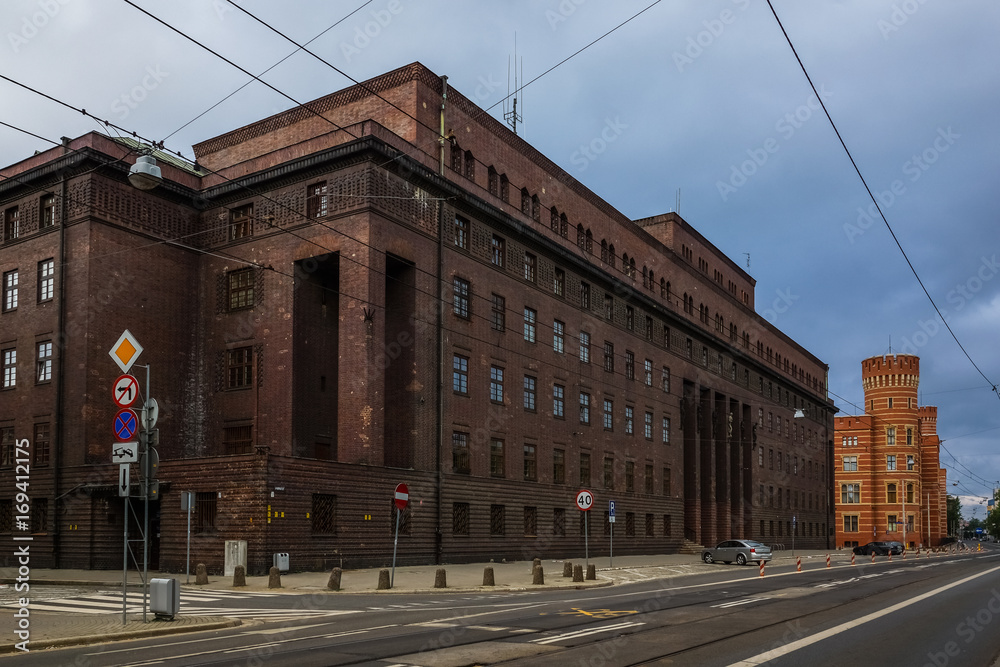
[[3, 0, 998, 520]]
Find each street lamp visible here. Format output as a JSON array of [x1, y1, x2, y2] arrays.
[[128, 154, 162, 190]]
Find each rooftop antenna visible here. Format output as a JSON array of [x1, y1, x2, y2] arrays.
[[675, 188, 681, 215], [743, 253, 751, 269], [504, 35, 523, 135]]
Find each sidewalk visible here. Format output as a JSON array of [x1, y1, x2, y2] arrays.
[[0, 550, 853, 653]]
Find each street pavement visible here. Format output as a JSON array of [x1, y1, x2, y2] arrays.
[[1, 546, 972, 653]]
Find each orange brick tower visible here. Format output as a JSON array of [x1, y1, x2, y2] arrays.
[[834, 354, 948, 549]]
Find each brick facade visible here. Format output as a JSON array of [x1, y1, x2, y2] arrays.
[[833, 354, 948, 549], [0, 63, 835, 574]]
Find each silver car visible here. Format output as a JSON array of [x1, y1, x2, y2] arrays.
[[702, 539, 773, 565]]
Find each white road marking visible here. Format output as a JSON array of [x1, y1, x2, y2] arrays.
[[530, 620, 646, 645]]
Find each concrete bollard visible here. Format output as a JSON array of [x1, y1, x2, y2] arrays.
[[268, 566, 281, 589], [327, 567, 342, 591], [532, 558, 542, 572], [563, 561, 573, 578], [233, 564, 246, 587], [532, 565, 544, 585], [434, 568, 447, 588], [573, 564, 584, 582], [195, 563, 208, 585], [483, 567, 495, 586], [377, 569, 390, 590], [586, 564, 596, 580]]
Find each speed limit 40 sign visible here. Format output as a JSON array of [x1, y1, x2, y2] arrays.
[[576, 489, 594, 511]]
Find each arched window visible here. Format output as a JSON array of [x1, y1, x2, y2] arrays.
[[464, 150, 475, 180], [648, 270, 654, 291], [577, 224, 586, 249], [559, 213, 568, 238], [629, 257, 636, 279], [642, 266, 648, 288], [487, 166, 498, 196], [601, 240, 608, 262], [532, 194, 540, 223], [608, 244, 616, 269], [585, 230, 593, 254], [551, 207, 560, 233], [451, 143, 463, 172], [499, 174, 509, 202], [521, 188, 530, 215], [660, 277, 666, 298]]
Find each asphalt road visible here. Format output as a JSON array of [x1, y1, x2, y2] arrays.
[[7, 547, 1000, 666]]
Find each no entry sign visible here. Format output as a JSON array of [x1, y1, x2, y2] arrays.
[[394, 483, 409, 510]]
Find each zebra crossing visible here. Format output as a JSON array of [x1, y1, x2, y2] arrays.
[[2, 589, 361, 621]]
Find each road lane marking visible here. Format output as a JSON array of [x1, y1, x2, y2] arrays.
[[530, 620, 646, 645], [729, 563, 1000, 666], [712, 597, 770, 608]]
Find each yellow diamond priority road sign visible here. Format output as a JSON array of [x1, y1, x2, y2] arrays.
[[109, 330, 143, 373]]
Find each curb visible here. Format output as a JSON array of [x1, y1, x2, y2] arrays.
[[0, 618, 241, 655]]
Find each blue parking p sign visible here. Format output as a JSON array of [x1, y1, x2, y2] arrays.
[[609, 500, 615, 517]]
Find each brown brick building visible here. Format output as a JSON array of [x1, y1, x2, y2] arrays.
[[834, 354, 948, 549], [0, 63, 835, 573]]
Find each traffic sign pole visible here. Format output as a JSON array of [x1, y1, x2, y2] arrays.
[[390, 483, 409, 588], [609, 500, 616, 569]]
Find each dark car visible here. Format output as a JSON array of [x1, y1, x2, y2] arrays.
[[853, 541, 902, 556], [702, 540, 773, 565]]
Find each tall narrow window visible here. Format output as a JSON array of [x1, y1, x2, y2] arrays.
[[306, 181, 328, 218], [3, 207, 19, 241], [580, 282, 590, 309], [580, 453, 591, 484], [33, 422, 50, 465], [523, 307, 537, 343], [3, 270, 18, 312], [229, 203, 253, 240], [553, 320, 565, 353], [227, 268, 254, 311], [523, 375, 536, 411], [603, 341, 614, 373], [490, 439, 505, 477], [464, 150, 475, 180], [603, 399, 613, 429], [227, 347, 252, 388], [3, 348, 16, 388], [553, 268, 565, 297], [553, 384, 565, 418], [523, 444, 537, 481], [37, 259, 54, 302], [625, 406, 634, 435], [662, 416, 670, 444], [662, 367, 670, 393], [488, 167, 498, 196], [604, 294, 614, 320], [604, 456, 615, 490], [36, 341, 52, 383], [40, 195, 55, 228], [452, 432, 470, 473], [579, 392, 590, 424], [644, 411, 653, 439], [887, 427, 896, 446], [490, 365, 504, 403], [195, 492, 217, 533], [452, 277, 470, 319], [452, 355, 468, 394], [625, 351, 635, 380], [644, 359, 653, 386], [523, 253, 536, 283], [491, 293, 505, 331], [579, 331, 590, 363], [454, 216, 469, 250], [491, 235, 505, 267], [311, 494, 337, 533], [626, 306, 634, 331], [553, 449, 565, 484]]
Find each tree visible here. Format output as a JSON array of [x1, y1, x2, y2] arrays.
[[985, 489, 1000, 540], [947, 495, 962, 537]]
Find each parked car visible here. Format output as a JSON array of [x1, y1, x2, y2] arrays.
[[853, 541, 902, 556], [702, 540, 773, 565]]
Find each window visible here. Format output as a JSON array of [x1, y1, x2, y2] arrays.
[[554, 268, 565, 297], [645, 315, 653, 341], [662, 367, 670, 393], [452, 277, 470, 318], [1, 427, 13, 467], [453, 502, 470, 535], [579, 392, 590, 424], [645, 464, 654, 495], [553, 448, 565, 484], [887, 514, 898, 532], [625, 461, 635, 492], [603, 456, 615, 490], [644, 359, 653, 386], [579, 331, 590, 363], [604, 294, 614, 320], [888, 397, 893, 409], [843, 456, 857, 471], [907, 455, 915, 471], [523, 444, 537, 481], [3, 207, 18, 241], [33, 422, 49, 466], [490, 365, 504, 403], [306, 181, 328, 218], [194, 492, 217, 533], [311, 494, 337, 533], [490, 438, 505, 477], [491, 293, 505, 331], [454, 216, 469, 250], [464, 150, 475, 180], [887, 427, 896, 446], [524, 506, 537, 536], [841, 484, 860, 504], [491, 235, 505, 267], [603, 399, 613, 430], [36, 341, 52, 383], [3, 349, 16, 388], [523, 375, 536, 411], [452, 432, 470, 473], [887, 455, 896, 471], [625, 306, 634, 331], [553, 507, 566, 536], [625, 351, 635, 380], [227, 268, 254, 311], [663, 514, 672, 536], [580, 282, 590, 309], [226, 347, 252, 388], [662, 417, 670, 444], [452, 354, 468, 394], [906, 428, 913, 446], [644, 411, 653, 439], [906, 483, 915, 503], [624, 406, 634, 435], [534, 196, 542, 224], [580, 453, 591, 484], [523, 252, 536, 283], [31, 498, 47, 534], [451, 143, 463, 171], [229, 203, 253, 240], [223, 425, 252, 454], [553, 320, 565, 353], [553, 384, 565, 418], [523, 307, 536, 343], [37, 259, 54, 302], [490, 504, 505, 536], [3, 270, 18, 311], [40, 194, 55, 228]]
